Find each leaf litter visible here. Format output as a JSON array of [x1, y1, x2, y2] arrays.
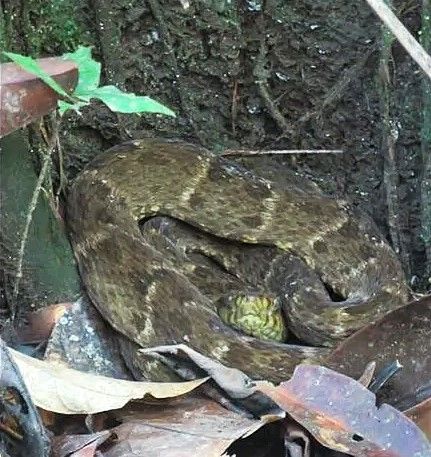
[[1, 297, 429, 456]]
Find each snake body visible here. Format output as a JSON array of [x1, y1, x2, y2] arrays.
[[67, 138, 409, 382]]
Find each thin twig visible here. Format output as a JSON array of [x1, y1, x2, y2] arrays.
[[12, 116, 59, 316], [12, 152, 52, 306], [254, 40, 295, 136], [231, 80, 239, 135], [366, 0, 431, 80], [55, 132, 67, 198], [222, 149, 343, 157]]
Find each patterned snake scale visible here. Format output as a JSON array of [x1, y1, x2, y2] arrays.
[[67, 138, 409, 382]]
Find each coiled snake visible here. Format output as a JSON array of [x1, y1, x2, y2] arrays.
[[67, 138, 409, 382]]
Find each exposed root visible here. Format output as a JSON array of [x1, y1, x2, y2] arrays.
[[296, 45, 378, 127], [378, 11, 410, 277], [254, 39, 295, 136]]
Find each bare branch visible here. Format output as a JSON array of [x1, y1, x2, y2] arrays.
[[366, 0, 431, 79], [222, 149, 343, 157]]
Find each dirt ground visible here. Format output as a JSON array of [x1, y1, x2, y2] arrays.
[[1, 0, 429, 309]]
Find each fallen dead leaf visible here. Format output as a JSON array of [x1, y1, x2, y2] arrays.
[[405, 397, 431, 440], [140, 344, 253, 399], [44, 298, 131, 380], [53, 430, 113, 457], [326, 295, 431, 411], [14, 303, 73, 344], [140, 343, 282, 417], [255, 364, 431, 457], [84, 396, 275, 457], [9, 347, 208, 414]]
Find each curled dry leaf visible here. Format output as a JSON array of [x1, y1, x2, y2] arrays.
[[140, 343, 282, 418], [140, 344, 253, 399], [357, 361, 376, 388], [255, 364, 431, 457], [9, 347, 208, 414]]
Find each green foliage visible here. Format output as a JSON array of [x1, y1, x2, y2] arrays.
[[63, 46, 101, 94], [22, 0, 83, 54], [3, 46, 176, 118], [59, 46, 175, 116], [73, 85, 176, 116]]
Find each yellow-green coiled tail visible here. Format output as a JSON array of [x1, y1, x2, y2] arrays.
[[218, 294, 288, 342]]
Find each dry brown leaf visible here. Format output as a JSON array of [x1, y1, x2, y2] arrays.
[[9, 347, 208, 414], [326, 296, 431, 410], [98, 397, 273, 457], [255, 364, 431, 457], [14, 303, 73, 344], [405, 397, 431, 440], [53, 430, 113, 457]]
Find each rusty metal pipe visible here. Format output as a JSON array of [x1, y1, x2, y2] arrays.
[[0, 57, 78, 137]]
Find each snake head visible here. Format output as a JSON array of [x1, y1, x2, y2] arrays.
[[218, 293, 288, 343]]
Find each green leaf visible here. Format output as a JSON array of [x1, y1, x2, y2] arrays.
[[83, 85, 176, 116], [62, 46, 101, 95], [3, 51, 71, 99], [58, 100, 89, 116]]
